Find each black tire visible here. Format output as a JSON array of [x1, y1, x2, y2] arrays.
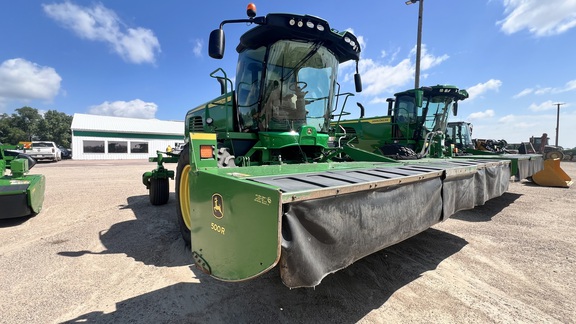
[[544, 150, 564, 160], [149, 178, 169, 205], [176, 144, 191, 246], [379, 144, 419, 160]]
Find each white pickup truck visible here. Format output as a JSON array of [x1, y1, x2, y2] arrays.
[[25, 141, 61, 162]]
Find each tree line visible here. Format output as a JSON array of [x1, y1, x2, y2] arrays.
[[0, 106, 73, 147]]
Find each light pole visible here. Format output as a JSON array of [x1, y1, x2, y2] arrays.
[[406, 0, 423, 89], [553, 102, 565, 147]]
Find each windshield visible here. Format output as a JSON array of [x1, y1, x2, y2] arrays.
[[236, 46, 266, 131], [423, 96, 453, 132], [446, 123, 473, 149], [236, 40, 338, 133], [394, 94, 455, 140]]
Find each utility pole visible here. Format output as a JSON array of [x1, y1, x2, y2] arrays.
[[406, 0, 423, 89], [553, 102, 564, 147]]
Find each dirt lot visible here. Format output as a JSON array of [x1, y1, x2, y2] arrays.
[[1, 159, 575, 323]]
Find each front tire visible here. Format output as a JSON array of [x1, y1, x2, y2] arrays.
[[176, 144, 192, 246], [149, 178, 169, 205]]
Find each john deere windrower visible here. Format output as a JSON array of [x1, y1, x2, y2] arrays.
[[143, 4, 511, 288]]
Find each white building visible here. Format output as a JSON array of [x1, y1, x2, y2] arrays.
[[70, 113, 184, 160]]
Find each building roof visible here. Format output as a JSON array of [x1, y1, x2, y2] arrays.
[[71, 113, 184, 136]]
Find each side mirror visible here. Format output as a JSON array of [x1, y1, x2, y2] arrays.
[[216, 77, 227, 95], [354, 73, 362, 92], [453, 102, 458, 116], [356, 102, 365, 118], [209, 29, 225, 59], [386, 98, 395, 116]]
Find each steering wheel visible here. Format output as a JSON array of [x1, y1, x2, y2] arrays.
[[289, 81, 308, 91]]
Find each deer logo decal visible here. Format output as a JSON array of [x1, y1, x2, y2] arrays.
[[212, 193, 224, 219]]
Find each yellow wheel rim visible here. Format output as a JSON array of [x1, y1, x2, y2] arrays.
[[179, 164, 191, 230]]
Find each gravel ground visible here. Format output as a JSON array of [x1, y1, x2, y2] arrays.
[[0, 159, 574, 324]]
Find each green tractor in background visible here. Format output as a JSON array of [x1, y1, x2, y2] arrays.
[[329, 86, 544, 183], [332, 85, 468, 160], [143, 4, 512, 288], [0, 143, 46, 219]]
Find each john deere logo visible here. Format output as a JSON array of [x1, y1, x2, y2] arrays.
[[306, 128, 312, 135], [212, 193, 223, 219]]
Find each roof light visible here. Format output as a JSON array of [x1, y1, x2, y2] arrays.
[[246, 3, 256, 18], [289, 18, 296, 26], [306, 21, 314, 28], [297, 20, 303, 27], [316, 24, 325, 31]]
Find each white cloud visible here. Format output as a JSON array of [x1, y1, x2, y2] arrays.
[[497, 114, 537, 129], [513, 88, 533, 98], [513, 79, 576, 98], [358, 44, 448, 96], [88, 99, 158, 118], [529, 100, 569, 112], [359, 58, 413, 96], [0, 58, 62, 103], [387, 48, 401, 64], [467, 109, 495, 120], [43, 2, 161, 64], [409, 45, 449, 71], [498, 0, 576, 37], [192, 39, 203, 58], [566, 80, 576, 91], [467, 79, 502, 101]]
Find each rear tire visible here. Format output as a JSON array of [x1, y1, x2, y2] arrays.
[[149, 178, 169, 205], [176, 144, 192, 246], [544, 150, 564, 160]]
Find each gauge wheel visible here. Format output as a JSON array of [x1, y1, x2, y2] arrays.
[[149, 178, 169, 206]]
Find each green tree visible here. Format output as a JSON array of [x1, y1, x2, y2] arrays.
[[13, 107, 42, 141], [0, 113, 27, 144], [37, 110, 73, 147], [0, 107, 73, 146]]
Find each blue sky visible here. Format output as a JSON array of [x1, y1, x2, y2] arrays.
[[1, 1, 575, 148]]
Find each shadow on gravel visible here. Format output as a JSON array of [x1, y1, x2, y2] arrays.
[[60, 228, 468, 324], [451, 192, 522, 222], [0, 215, 33, 228], [58, 194, 193, 268]]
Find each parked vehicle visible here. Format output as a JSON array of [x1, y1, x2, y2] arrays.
[[58, 145, 72, 159], [24, 141, 61, 162]]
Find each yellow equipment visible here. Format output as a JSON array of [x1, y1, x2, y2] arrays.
[[531, 159, 573, 188]]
